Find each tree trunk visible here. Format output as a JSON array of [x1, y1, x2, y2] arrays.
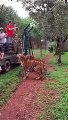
[[55, 36, 62, 64], [58, 53, 61, 64], [40, 48, 42, 57], [44, 40, 46, 52]]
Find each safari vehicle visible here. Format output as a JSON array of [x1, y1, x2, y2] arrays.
[[0, 24, 33, 72], [0, 42, 21, 72], [0, 53, 20, 72]]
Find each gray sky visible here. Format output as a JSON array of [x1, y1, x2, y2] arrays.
[[0, 0, 29, 18]]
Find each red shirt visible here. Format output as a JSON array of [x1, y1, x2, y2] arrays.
[[6, 23, 14, 37]]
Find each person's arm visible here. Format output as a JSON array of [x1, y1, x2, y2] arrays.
[[8, 28, 14, 30], [6, 25, 15, 30], [9, 27, 18, 31]]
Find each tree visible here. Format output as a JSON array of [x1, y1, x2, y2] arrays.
[[9, 0, 68, 63], [51, 1, 68, 63]]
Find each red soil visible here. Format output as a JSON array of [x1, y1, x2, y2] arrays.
[[0, 54, 59, 120]]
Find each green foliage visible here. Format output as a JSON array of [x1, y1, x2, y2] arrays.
[[0, 5, 18, 27], [0, 4, 23, 37], [49, 46, 53, 53], [21, 0, 68, 43], [0, 4, 40, 40]]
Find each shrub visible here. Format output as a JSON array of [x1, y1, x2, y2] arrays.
[[49, 46, 53, 53]]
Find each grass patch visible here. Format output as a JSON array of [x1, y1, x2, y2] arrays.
[[45, 52, 68, 120], [39, 112, 46, 120], [0, 66, 22, 107], [51, 93, 68, 120], [47, 67, 68, 89], [49, 52, 68, 67], [33, 49, 49, 58], [61, 52, 68, 66]]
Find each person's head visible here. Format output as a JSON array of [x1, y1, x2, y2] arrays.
[[8, 20, 12, 25]]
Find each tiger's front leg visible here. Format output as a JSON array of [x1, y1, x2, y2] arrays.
[[23, 69, 29, 80]]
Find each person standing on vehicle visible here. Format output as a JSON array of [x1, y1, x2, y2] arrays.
[[0, 27, 7, 58], [0, 27, 6, 44], [5, 20, 16, 43]]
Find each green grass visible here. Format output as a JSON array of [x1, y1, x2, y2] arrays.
[[39, 112, 46, 120], [49, 52, 68, 67], [45, 52, 68, 120], [51, 93, 68, 120], [46, 68, 68, 120], [35, 52, 68, 120], [47, 67, 68, 88], [0, 66, 22, 107], [33, 49, 49, 58], [61, 52, 68, 66]]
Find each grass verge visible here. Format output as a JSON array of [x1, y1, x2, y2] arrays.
[[40, 52, 68, 120], [0, 66, 22, 108]]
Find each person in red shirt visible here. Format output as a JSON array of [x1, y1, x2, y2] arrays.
[[5, 20, 16, 43]]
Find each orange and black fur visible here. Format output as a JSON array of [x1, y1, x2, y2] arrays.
[[17, 54, 47, 79]]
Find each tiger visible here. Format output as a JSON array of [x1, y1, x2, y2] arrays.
[[17, 54, 47, 80]]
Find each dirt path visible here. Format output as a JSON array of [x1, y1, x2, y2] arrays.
[[0, 54, 59, 120]]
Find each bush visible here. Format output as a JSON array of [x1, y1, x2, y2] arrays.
[[49, 46, 53, 53]]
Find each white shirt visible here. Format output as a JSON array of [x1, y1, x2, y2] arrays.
[[0, 32, 7, 43]]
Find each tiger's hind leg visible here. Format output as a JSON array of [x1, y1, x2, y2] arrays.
[[23, 70, 29, 80]]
